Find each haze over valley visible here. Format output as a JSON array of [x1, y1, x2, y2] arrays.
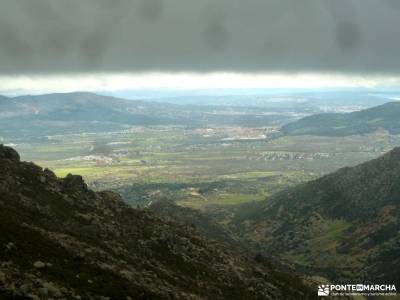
[[2, 1, 400, 299], [2, 90, 400, 208]]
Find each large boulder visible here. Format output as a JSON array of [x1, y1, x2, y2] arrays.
[[62, 173, 88, 192], [0, 145, 20, 162]]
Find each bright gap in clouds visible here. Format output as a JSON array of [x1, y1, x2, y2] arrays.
[[0, 73, 400, 96]]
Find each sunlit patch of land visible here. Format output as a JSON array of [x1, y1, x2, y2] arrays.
[[13, 126, 400, 209]]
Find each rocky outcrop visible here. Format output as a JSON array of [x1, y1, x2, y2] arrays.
[[62, 174, 88, 192], [0, 145, 19, 162]]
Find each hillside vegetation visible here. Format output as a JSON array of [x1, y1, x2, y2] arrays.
[[233, 147, 400, 284], [282, 101, 400, 136], [0, 145, 314, 300]]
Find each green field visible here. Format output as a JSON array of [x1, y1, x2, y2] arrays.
[[12, 126, 400, 209]]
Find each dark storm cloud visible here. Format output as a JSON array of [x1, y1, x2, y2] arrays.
[[0, 0, 399, 74]]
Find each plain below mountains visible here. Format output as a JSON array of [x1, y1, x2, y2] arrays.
[[0, 145, 315, 300], [232, 147, 400, 285], [281, 101, 400, 136]]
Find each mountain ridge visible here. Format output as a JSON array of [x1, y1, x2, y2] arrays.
[[233, 147, 400, 284], [281, 101, 400, 136], [0, 144, 314, 299], [0, 92, 295, 141]]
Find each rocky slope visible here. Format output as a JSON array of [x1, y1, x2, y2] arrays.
[[0, 145, 314, 300], [233, 147, 400, 285]]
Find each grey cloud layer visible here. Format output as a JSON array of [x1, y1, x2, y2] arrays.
[[1, 0, 399, 74]]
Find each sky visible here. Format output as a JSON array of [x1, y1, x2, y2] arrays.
[[1, 0, 400, 93], [2, 73, 400, 96]]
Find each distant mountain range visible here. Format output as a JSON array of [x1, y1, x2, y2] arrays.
[[106, 89, 396, 111], [0, 145, 314, 299], [282, 101, 400, 136], [233, 147, 400, 284], [3, 91, 400, 142], [0, 92, 296, 141], [1, 92, 195, 124]]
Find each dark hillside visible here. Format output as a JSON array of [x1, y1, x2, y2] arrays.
[[234, 147, 400, 284], [0, 145, 314, 299]]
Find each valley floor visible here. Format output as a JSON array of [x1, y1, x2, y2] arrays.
[[11, 126, 400, 210]]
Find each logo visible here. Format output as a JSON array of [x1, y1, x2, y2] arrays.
[[356, 284, 364, 292], [318, 283, 397, 297], [318, 285, 330, 296]]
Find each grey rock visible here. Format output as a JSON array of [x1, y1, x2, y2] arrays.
[[33, 261, 46, 269], [39, 176, 46, 183], [5, 242, 16, 250]]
